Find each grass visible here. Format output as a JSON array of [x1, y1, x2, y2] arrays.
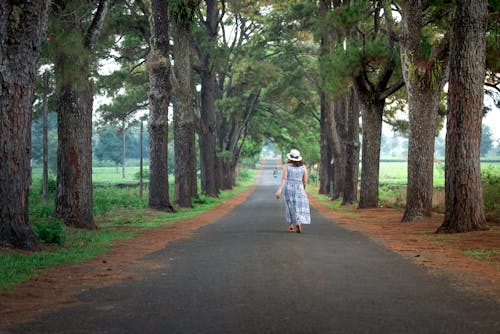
[[0, 169, 257, 293], [0, 228, 133, 292], [377, 161, 499, 187], [464, 249, 500, 262]]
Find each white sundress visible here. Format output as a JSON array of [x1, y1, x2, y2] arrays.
[[284, 164, 311, 225]]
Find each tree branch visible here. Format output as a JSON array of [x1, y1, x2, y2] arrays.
[[379, 79, 405, 101], [85, 0, 110, 52]]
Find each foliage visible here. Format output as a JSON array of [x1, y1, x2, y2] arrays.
[[134, 169, 150, 180], [482, 166, 500, 222], [33, 220, 65, 245], [94, 124, 145, 165], [481, 125, 494, 157]]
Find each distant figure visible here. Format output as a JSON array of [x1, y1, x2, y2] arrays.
[[275, 149, 311, 233], [272, 167, 278, 178]]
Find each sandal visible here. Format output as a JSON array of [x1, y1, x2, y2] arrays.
[[288, 226, 294, 232], [296, 225, 302, 233]]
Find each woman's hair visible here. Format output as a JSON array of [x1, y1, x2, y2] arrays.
[[287, 159, 304, 167]]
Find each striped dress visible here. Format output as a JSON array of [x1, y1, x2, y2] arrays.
[[284, 164, 311, 225]]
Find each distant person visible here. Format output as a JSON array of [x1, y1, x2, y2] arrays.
[[272, 167, 278, 178], [275, 149, 311, 233]]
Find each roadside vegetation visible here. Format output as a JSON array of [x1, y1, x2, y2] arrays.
[[0, 169, 256, 293]]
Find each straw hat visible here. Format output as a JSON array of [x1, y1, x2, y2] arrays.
[[286, 149, 302, 161]]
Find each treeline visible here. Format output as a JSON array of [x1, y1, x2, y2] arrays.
[[1, 0, 499, 250]]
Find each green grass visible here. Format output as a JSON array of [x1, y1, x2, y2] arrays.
[[377, 161, 500, 187], [0, 228, 133, 292], [1, 169, 257, 293], [464, 249, 500, 262], [31, 167, 154, 185]]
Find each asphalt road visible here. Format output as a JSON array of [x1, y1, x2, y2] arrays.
[[13, 160, 500, 334]]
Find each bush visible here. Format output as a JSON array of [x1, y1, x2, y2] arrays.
[[134, 169, 149, 180], [482, 167, 500, 222], [35, 173, 57, 195], [33, 220, 65, 245], [238, 169, 252, 181]]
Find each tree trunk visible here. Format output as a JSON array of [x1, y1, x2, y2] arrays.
[[402, 89, 439, 221], [199, 72, 218, 197], [197, 0, 219, 198], [139, 121, 144, 200], [342, 88, 360, 205], [148, 0, 174, 212], [0, 1, 49, 250], [400, 0, 449, 222], [332, 96, 348, 199], [55, 76, 95, 229], [437, 0, 487, 233], [122, 122, 126, 179], [172, 22, 196, 207], [359, 101, 384, 208], [42, 71, 49, 206], [324, 94, 343, 199], [319, 92, 332, 195], [54, 0, 109, 229]]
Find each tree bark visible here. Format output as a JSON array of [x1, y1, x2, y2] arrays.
[[342, 88, 360, 205], [0, 1, 49, 250], [55, 73, 95, 228], [358, 100, 384, 208], [196, 0, 219, 198], [42, 71, 49, 206], [139, 120, 144, 200], [147, 0, 174, 212], [54, 0, 109, 229], [173, 21, 197, 208], [437, 0, 487, 233], [332, 96, 348, 199], [122, 122, 126, 179], [402, 89, 439, 220], [400, 0, 449, 222], [319, 91, 332, 195]]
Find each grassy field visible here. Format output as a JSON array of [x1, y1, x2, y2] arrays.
[[378, 161, 500, 187], [31, 166, 150, 185]]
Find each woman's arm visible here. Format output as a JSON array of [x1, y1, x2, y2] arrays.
[[275, 164, 288, 199], [302, 165, 308, 190]]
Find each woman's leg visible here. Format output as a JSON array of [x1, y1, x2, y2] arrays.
[[296, 222, 302, 233]]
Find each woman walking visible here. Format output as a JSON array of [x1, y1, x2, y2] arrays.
[[275, 149, 311, 233]]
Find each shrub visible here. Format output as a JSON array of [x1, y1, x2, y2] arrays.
[[134, 169, 149, 180], [33, 220, 65, 245], [36, 173, 57, 195], [238, 169, 252, 181], [482, 167, 500, 222]]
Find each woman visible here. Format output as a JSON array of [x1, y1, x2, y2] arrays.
[[275, 149, 311, 233]]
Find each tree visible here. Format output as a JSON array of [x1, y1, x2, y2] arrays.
[[147, 0, 175, 212], [51, 0, 110, 229], [194, 0, 222, 197], [437, 0, 488, 233], [399, 0, 450, 222], [342, 88, 360, 205], [0, 1, 50, 250], [171, 0, 200, 208], [94, 125, 138, 168], [481, 125, 494, 157], [324, 0, 404, 208]]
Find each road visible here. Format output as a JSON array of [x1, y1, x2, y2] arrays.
[[13, 160, 500, 333]]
